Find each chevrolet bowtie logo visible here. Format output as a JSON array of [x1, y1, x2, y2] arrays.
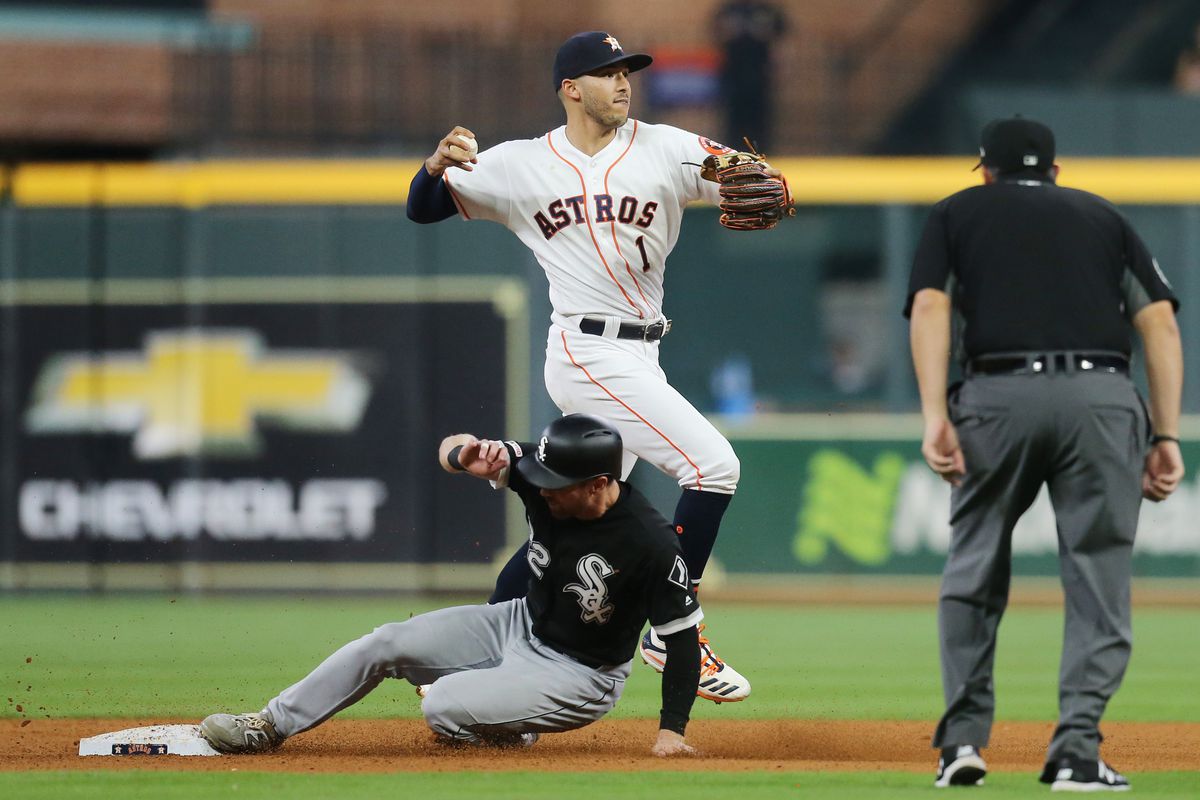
[[25, 329, 371, 459]]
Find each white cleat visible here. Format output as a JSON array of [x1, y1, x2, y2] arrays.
[[639, 624, 751, 703]]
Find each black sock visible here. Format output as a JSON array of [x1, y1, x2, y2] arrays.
[[673, 489, 732, 583], [488, 540, 530, 604]]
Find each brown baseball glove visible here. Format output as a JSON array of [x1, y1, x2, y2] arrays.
[[700, 150, 795, 231]]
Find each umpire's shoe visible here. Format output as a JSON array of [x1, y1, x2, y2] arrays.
[[639, 625, 752, 703], [1040, 757, 1130, 792], [934, 745, 987, 787], [199, 709, 284, 753]]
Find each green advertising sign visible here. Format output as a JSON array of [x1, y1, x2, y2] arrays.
[[716, 420, 1199, 577]]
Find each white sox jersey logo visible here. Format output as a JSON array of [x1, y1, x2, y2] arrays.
[[563, 553, 616, 624], [527, 536, 550, 579]]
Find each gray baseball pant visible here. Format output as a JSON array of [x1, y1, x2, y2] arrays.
[[265, 598, 630, 744], [932, 370, 1146, 762]]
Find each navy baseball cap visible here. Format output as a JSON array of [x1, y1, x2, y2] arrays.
[[974, 117, 1056, 173], [552, 31, 653, 91]]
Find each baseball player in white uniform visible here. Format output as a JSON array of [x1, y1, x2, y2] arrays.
[[407, 30, 776, 703]]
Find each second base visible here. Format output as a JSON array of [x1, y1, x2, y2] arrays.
[[78, 724, 221, 756]]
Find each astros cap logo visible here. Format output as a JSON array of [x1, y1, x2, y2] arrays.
[[24, 328, 371, 459], [603, 35, 621, 52]]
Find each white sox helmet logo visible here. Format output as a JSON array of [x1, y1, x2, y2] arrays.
[[537, 435, 549, 462], [563, 553, 616, 624]]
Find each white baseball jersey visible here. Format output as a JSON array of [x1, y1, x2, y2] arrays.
[[443, 119, 725, 321], [442, 119, 739, 494]]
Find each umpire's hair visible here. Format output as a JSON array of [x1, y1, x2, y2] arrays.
[[985, 164, 1057, 182]]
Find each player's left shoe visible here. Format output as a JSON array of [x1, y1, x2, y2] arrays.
[[934, 745, 987, 787], [1040, 756, 1130, 792], [199, 709, 284, 753], [639, 624, 751, 703]]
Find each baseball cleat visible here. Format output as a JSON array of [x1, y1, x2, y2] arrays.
[[199, 709, 284, 754], [639, 628, 668, 672], [696, 627, 751, 703], [639, 624, 751, 703], [934, 745, 987, 787], [1040, 757, 1130, 792], [488, 732, 540, 749], [434, 731, 540, 749]]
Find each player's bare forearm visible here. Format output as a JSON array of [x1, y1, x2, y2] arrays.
[[1134, 301, 1185, 501], [909, 288, 953, 421], [910, 289, 965, 484], [438, 433, 477, 473], [1134, 301, 1183, 438]]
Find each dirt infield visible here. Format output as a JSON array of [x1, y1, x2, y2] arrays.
[[4, 718, 1199, 774]]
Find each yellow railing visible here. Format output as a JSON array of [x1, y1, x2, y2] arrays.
[[9, 157, 1200, 207]]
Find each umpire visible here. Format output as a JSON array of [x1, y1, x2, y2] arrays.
[[906, 117, 1185, 791]]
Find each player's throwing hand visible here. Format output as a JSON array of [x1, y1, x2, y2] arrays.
[[425, 126, 479, 177]]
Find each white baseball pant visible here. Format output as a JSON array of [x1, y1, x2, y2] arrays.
[[544, 317, 739, 494]]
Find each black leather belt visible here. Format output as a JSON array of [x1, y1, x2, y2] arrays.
[[968, 352, 1129, 377], [578, 317, 672, 342]]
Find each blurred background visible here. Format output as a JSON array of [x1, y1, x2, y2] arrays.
[[1, 0, 1198, 592]]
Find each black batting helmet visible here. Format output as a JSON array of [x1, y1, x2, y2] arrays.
[[516, 414, 623, 489]]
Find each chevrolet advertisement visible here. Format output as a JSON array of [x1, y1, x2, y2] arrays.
[[3, 297, 510, 564]]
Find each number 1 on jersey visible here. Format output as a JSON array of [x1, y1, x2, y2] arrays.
[[635, 235, 651, 272]]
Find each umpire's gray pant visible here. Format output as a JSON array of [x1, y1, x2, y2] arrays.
[[932, 370, 1147, 762], [266, 599, 630, 744]]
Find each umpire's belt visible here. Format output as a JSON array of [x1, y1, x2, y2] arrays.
[[579, 316, 672, 342], [967, 351, 1129, 377]]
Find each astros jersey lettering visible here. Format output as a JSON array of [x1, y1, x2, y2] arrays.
[[443, 120, 724, 320]]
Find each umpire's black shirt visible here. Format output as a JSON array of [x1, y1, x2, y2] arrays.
[[904, 173, 1179, 359]]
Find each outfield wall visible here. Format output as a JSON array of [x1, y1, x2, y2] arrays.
[[1, 158, 1196, 588], [707, 415, 1200, 579]]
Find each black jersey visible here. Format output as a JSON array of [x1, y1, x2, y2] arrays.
[[904, 177, 1179, 360], [501, 441, 703, 667]]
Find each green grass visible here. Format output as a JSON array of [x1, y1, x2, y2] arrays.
[[3, 595, 1198, 799], [2, 595, 1197, 722], [2, 770, 1199, 800]]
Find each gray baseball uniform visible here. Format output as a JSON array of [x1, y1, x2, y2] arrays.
[[906, 117, 1181, 782], [264, 439, 701, 745], [267, 599, 629, 742], [933, 369, 1146, 760]]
